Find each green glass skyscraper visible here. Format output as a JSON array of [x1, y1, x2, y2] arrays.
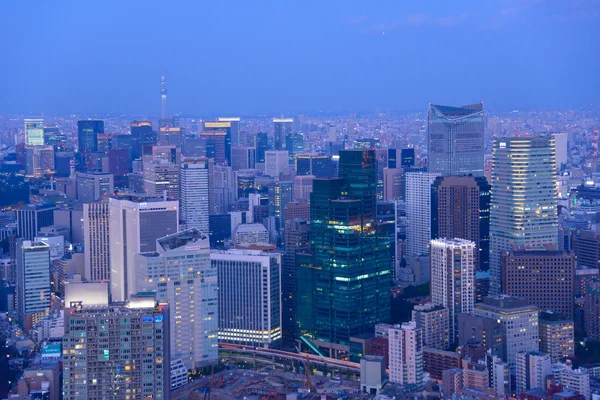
[[296, 149, 391, 358]]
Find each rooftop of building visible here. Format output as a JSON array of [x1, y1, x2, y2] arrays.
[[430, 103, 484, 118], [477, 295, 537, 311], [505, 249, 572, 257], [156, 228, 208, 252], [540, 311, 573, 323], [234, 223, 268, 233], [109, 193, 171, 203], [413, 302, 447, 312]]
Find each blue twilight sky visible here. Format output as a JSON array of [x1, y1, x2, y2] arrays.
[[1, 0, 599, 116]]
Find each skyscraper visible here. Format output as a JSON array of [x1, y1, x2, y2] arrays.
[[77, 120, 103, 155], [218, 117, 241, 147], [283, 218, 309, 344], [427, 103, 485, 176], [179, 157, 211, 234], [296, 149, 391, 356], [430, 238, 476, 343], [264, 150, 289, 178], [212, 249, 282, 347], [268, 180, 294, 231], [143, 160, 179, 200], [17, 203, 57, 240], [83, 202, 110, 282], [16, 239, 51, 332], [130, 120, 155, 161], [108, 194, 179, 302], [489, 137, 558, 295], [273, 118, 293, 150], [203, 121, 232, 165], [24, 118, 44, 146], [406, 172, 439, 264], [432, 175, 491, 271], [296, 154, 333, 178], [136, 229, 217, 369], [256, 132, 269, 163], [62, 297, 170, 400], [76, 171, 114, 202]]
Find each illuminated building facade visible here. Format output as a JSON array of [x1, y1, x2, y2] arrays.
[[296, 149, 391, 356], [489, 137, 558, 295], [25, 118, 44, 145]]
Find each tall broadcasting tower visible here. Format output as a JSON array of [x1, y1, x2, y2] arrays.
[[160, 60, 167, 120]]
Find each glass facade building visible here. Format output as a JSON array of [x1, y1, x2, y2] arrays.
[[296, 149, 391, 356], [77, 120, 103, 155], [427, 103, 485, 176]]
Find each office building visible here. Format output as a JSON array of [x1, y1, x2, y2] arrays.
[[158, 126, 182, 146], [17, 203, 57, 240], [179, 157, 211, 234], [411, 303, 449, 350], [294, 175, 315, 202], [388, 322, 424, 387], [233, 223, 269, 244], [25, 118, 44, 145], [539, 312, 574, 362], [25, 145, 55, 177], [268, 180, 294, 229], [256, 132, 269, 163], [217, 117, 240, 147], [474, 296, 539, 369], [16, 240, 50, 332], [401, 148, 415, 167], [427, 103, 485, 176], [430, 238, 475, 343], [286, 132, 304, 162], [108, 194, 179, 301], [136, 229, 217, 369], [297, 149, 391, 356], [143, 144, 180, 165], [383, 168, 404, 201], [264, 150, 289, 178], [76, 171, 114, 202], [212, 250, 282, 347], [432, 175, 491, 271], [457, 313, 502, 356], [83, 202, 110, 282], [406, 172, 439, 264], [284, 201, 310, 222], [77, 120, 103, 155], [516, 352, 552, 394], [585, 280, 600, 340], [108, 147, 131, 177], [502, 250, 575, 317], [62, 298, 170, 400], [283, 218, 309, 344], [490, 136, 558, 295], [573, 231, 600, 269], [296, 154, 333, 177], [273, 118, 293, 150], [130, 120, 155, 160], [203, 121, 232, 165], [377, 201, 398, 278], [442, 369, 463, 398], [231, 146, 256, 171], [143, 159, 179, 200]]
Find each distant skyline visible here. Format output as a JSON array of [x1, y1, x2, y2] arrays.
[[1, 1, 599, 116]]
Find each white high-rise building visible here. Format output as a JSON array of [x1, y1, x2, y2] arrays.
[[474, 296, 539, 369], [264, 150, 289, 178], [411, 302, 450, 350], [516, 352, 552, 394], [554, 133, 568, 170], [180, 157, 211, 235], [24, 118, 44, 145], [108, 194, 179, 302], [489, 137, 558, 295], [83, 202, 110, 282], [388, 321, 423, 387], [211, 250, 282, 347], [136, 229, 218, 369], [430, 238, 475, 342], [16, 239, 51, 332], [406, 172, 440, 265]]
